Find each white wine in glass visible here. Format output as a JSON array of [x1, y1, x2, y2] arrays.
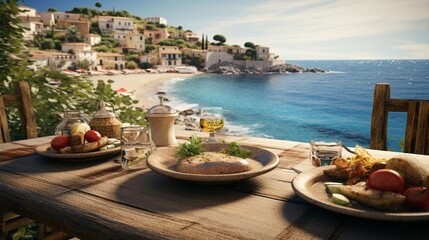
[[199, 107, 224, 142]]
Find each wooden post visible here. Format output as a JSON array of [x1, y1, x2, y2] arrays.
[[370, 83, 390, 150], [15, 82, 37, 139], [415, 102, 429, 154], [404, 101, 419, 153]]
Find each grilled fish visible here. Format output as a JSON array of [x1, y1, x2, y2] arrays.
[[340, 182, 406, 210]]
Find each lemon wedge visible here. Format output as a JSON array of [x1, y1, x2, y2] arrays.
[[71, 122, 91, 135]]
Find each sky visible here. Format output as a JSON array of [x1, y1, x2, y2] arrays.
[[20, 0, 429, 60]]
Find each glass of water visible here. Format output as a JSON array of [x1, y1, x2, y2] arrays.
[[121, 125, 155, 170], [309, 139, 342, 167]]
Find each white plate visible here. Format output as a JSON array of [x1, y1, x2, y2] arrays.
[[292, 166, 429, 221], [35, 143, 120, 161], [147, 143, 279, 184]]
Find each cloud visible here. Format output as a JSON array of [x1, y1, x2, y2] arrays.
[[196, 0, 429, 59], [394, 43, 429, 58]]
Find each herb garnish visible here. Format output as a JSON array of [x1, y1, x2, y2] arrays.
[[176, 134, 205, 159], [222, 142, 252, 158]]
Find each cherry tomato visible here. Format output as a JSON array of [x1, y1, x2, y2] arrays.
[[50, 135, 70, 150], [84, 130, 101, 142], [367, 169, 405, 194], [404, 187, 429, 211]]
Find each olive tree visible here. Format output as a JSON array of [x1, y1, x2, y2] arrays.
[[213, 34, 226, 45]]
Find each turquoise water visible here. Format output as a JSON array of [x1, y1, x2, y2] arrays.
[[167, 60, 429, 151]]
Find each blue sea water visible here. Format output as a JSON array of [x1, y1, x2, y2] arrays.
[[167, 60, 429, 151]]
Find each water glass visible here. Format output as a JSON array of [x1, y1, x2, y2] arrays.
[[121, 125, 155, 170], [309, 139, 342, 167]]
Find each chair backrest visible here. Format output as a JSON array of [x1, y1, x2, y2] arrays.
[[0, 81, 37, 143], [370, 83, 429, 155]]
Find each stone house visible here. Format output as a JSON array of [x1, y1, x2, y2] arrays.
[[97, 52, 126, 70], [144, 16, 167, 25], [143, 28, 169, 44], [97, 16, 134, 35], [158, 46, 182, 67], [184, 31, 199, 42]]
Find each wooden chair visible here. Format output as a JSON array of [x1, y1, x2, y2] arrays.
[[370, 83, 429, 154], [0, 82, 70, 240], [0, 81, 37, 143]]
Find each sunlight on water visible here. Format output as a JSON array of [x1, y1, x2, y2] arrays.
[[169, 60, 429, 151]]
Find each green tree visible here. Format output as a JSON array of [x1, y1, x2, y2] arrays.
[[244, 42, 256, 49], [126, 61, 138, 69], [48, 8, 58, 12], [41, 39, 55, 50], [138, 62, 154, 69], [65, 26, 82, 42], [0, 0, 31, 85], [95, 2, 102, 8], [213, 34, 226, 45], [1, 1, 147, 140], [201, 34, 205, 51], [145, 44, 156, 53]]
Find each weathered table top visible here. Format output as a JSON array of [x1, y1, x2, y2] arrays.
[[1, 130, 429, 240]]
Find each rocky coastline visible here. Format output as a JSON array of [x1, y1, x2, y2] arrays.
[[208, 62, 325, 74]]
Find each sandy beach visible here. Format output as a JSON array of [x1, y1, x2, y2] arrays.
[[89, 72, 204, 110]]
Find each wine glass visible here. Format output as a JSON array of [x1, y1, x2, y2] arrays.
[[199, 107, 224, 143]]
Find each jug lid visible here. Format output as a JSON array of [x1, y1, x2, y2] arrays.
[[147, 96, 177, 117], [93, 100, 116, 118]]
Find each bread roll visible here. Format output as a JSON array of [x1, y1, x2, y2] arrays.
[[176, 152, 252, 174], [386, 154, 428, 187]]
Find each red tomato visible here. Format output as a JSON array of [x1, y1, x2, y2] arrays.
[[367, 169, 405, 194], [404, 187, 429, 211], [84, 130, 101, 142], [50, 135, 70, 150]]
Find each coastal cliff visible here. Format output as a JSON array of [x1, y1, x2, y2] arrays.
[[208, 62, 325, 74]]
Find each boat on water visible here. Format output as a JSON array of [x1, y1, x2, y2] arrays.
[[176, 66, 197, 74]]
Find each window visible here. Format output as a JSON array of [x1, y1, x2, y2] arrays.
[[119, 22, 121, 25], [140, 36, 143, 40]]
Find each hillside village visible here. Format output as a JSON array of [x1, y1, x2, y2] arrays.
[[18, 4, 285, 75]]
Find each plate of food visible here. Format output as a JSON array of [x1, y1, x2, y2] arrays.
[[35, 130, 121, 161], [147, 136, 279, 184], [292, 146, 429, 221]]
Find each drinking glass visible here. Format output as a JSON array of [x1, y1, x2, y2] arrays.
[[121, 125, 155, 170], [199, 107, 224, 143], [309, 139, 342, 167]]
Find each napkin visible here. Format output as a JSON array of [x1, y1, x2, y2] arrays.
[[0, 147, 35, 161]]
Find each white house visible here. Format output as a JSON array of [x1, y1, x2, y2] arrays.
[[84, 34, 102, 46], [61, 43, 91, 53], [144, 16, 167, 25], [39, 12, 55, 28], [97, 16, 134, 35], [17, 5, 37, 17], [75, 50, 97, 66]]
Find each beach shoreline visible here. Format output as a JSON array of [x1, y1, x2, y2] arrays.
[[89, 71, 204, 110]]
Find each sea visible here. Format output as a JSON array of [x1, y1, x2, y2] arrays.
[[163, 60, 429, 151]]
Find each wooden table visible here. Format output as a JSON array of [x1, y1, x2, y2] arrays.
[[1, 131, 429, 240]]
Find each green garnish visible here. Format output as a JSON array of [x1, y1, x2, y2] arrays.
[[222, 142, 252, 158], [176, 134, 205, 159]]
